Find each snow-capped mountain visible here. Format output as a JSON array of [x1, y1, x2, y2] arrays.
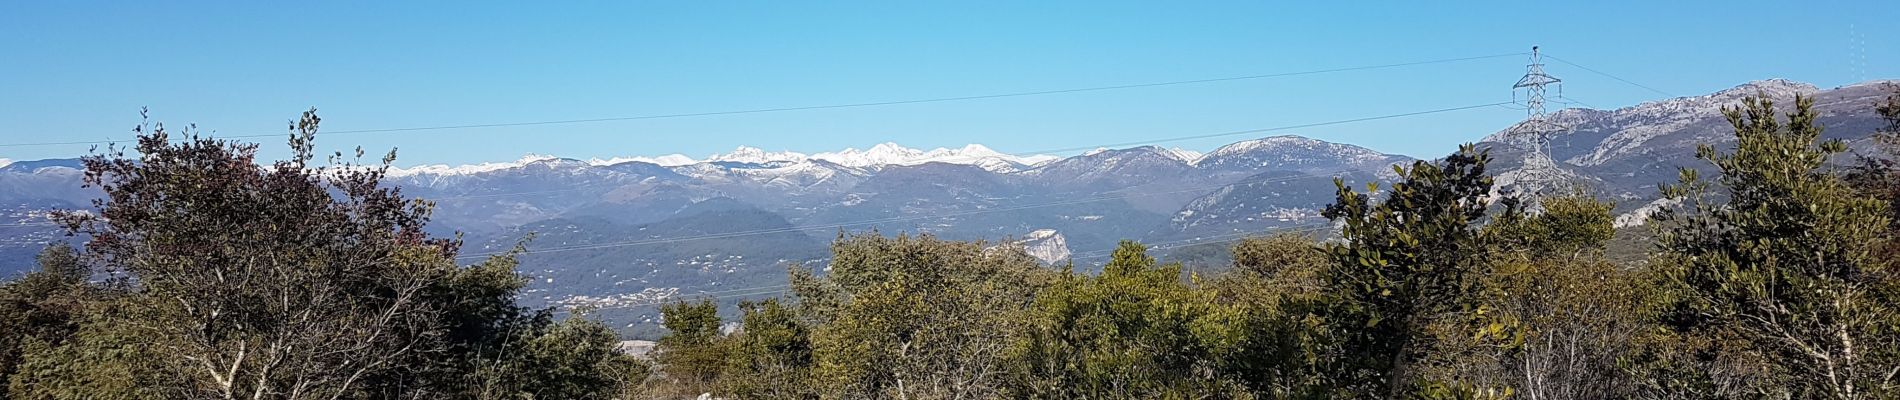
[[1021, 146, 1196, 187], [390, 143, 1062, 177], [1482, 78, 1828, 168], [1166, 147, 1205, 163], [1474, 79, 1895, 222], [588, 154, 696, 167], [4, 79, 1896, 332], [811, 143, 1057, 170], [703, 146, 810, 165], [1196, 135, 1412, 175]]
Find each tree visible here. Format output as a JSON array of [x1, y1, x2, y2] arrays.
[[0, 244, 100, 398], [1013, 241, 1250, 398], [795, 233, 1048, 399], [654, 299, 728, 396], [719, 298, 816, 399], [53, 110, 529, 398], [1651, 95, 1900, 399], [6, 295, 180, 399], [1848, 83, 1900, 247], [1207, 234, 1333, 398], [17, 109, 637, 398], [470, 315, 650, 400], [1229, 233, 1331, 289], [1431, 194, 1646, 399], [1318, 144, 1499, 398]]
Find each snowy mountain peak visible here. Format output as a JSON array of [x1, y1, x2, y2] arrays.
[[1165, 147, 1204, 164], [867, 142, 915, 155], [805, 142, 1052, 171], [958, 143, 1000, 155], [706, 146, 808, 164], [1203, 135, 1376, 159], [1081, 145, 1180, 160], [1195, 135, 1402, 172], [380, 141, 1073, 177], [812, 142, 925, 167], [589, 154, 695, 167], [388, 154, 563, 176]]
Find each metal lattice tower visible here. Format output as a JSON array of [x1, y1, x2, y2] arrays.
[[1511, 46, 1565, 154], [1504, 46, 1579, 200]]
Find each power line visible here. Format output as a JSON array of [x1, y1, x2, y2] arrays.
[[1542, 54, 1676, 98], [1555, 95, 1599, 110], [1, 53, 1525, 149], [1016, 102, 1513, 155]]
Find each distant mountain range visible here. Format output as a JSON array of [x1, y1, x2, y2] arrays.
[[1, 78, 1894, 334]]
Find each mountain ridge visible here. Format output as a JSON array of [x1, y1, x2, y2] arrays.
[[2, 78, 1895, 331], [386, 142, 1065, 176]]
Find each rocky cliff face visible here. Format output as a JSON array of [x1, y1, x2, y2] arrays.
[[1014, 229, 1072, 265]]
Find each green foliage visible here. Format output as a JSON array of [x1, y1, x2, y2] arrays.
[[1013, 241, 1251, 398], [6, 298, 176, 399], [655, 299, 728, 393], [471, 316, 650, 400], [1319, 144, 1499, 398], [1849, 83, 1900, 253], [799, 233, 1048, 399], [1486, 193, 1616, 258], [1230, 233, 1331, 285], [0, 245, 91, 398], [720, 299, 815, 399], [1206, 234, 1334, 398], [1437, 194, 1647, 399], [0, 245, 164, 399], [2, 110, 638, 399], [1650, 95, 1900, 398]]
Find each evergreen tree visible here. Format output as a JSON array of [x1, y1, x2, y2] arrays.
[[470, 315, 650, 400], [1319, 144, 1499, 398], [1013, 241, 1249, 398], [1652, 95, 1900, 399], [1848, 83, 1900, 247], [12, 110, 640, 399], [719, 298, 815, 399], [1436, 194, 1645, 399], [655, 299, 727, 395], [1207, 234, 1333, 398], [797, 233, 1047, 399], [0, 244, 98, 398]]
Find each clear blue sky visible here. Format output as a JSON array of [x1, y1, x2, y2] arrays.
[[2, 1, 1894, 166]]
